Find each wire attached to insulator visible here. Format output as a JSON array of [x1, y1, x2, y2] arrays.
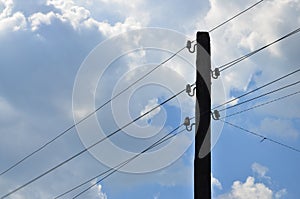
[[184, 117, 195, 131], [211, 110, 220, 120], [211, 68, 220, 79], [260, 137, 267, 143], [186, 84, 196, 97], [186, 40, 197, 53]]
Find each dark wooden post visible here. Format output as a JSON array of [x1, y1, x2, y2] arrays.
[[194, 32, 211, 199]]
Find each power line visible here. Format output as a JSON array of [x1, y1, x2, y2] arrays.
[[0, 0, 276, 193], [0, 88, 187, 199], [0, 47, 186, 177], [213, 67, 300, 110], [0, 0, 268, 177], [209, 0, 265, 32], [222, 90, 300, 119], [72, 127, 189, 198], [220, 119, 300, 153], [56, 122, 191, 199], [216, 27, 300, 72], [218, 80, 300, 112]]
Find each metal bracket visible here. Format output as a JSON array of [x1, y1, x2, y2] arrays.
[[186, 84, 196, 97], [211, 110, 220, 120], [184, 117, 195, 132], [211, 68, 220, 79], [186, 40, 197, 53]]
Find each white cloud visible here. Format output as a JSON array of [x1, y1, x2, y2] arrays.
[[24, 0, 143, 37], [217, 163, 288, 199], [0, 0, 27, 32], [251, 162, 269, 179], [212, 174, 223, 190], [84, 16, 142, 37], [197, 0, 300, 106], [140, 98, 161, 121], [47, 0, 90, 29], [0, 0, 13, 19], [218, 176, 273, 199], [89, 181, 108, 199], [0, 0, 298, 198], [275, 189, 287, 199], [28, 11, 57, 31]]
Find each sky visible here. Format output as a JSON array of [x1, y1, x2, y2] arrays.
[[0, 0, 300, 198]]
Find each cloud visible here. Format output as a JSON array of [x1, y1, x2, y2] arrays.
[[217, 163, 288, 199], [46, 0, 91, 29], [197, 0, 300, 106], [28, 11, 57, 31], [275, 189, 287, 199], [251, 162, 269, 179], [0, 0, 14, 19], [218, 176, 273, 199], [0, 0, 27, 32], [90, 181, 108, 199], [140, 98, 161, 121], [257, 117, 298, 140], [84, 16, 142, 37], [212, 174, 223, 190], [0, 0, 299, 198], [1, 0, 144, 36], [0, 4, 26, 32], [30, 0, 142, 36]]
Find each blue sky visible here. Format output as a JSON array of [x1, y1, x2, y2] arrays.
[[0, 0, 300, 198]]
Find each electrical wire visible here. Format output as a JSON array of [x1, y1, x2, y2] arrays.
[[56, 123, 191, 199], [0, 0, 278, 194], [220, 119, 300, 153], [0, 47, 186, 177], [72, 127, 190, 199], [0, 0, 270, 177], [0, 88, 187, 199], [217, 27, 300, 72], [209, 0, 265, 32], [213, 67, 300, 110], [222, 90, 300, 119], [218, 80, 300, 112]]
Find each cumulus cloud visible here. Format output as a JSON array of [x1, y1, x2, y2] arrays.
[[0, 0, 26, 32], [218, 176, 273, 199], [197, 0, 300, 105], [84, 16, 142, 37], [217, 163, 288, 199], [212, 174, 223, 190], [28, 11, 57, 31], [23, 0, 142, 36], [1, 0, 144, 35], [0, 0, 299, 198], [0, 0, 14, 19], [46, 0, 91, 29]]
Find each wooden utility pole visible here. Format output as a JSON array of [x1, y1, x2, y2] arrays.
[[194, 32, 211, 199]]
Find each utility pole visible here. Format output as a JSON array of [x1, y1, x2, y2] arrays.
[[194, 32, 211, 199]]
